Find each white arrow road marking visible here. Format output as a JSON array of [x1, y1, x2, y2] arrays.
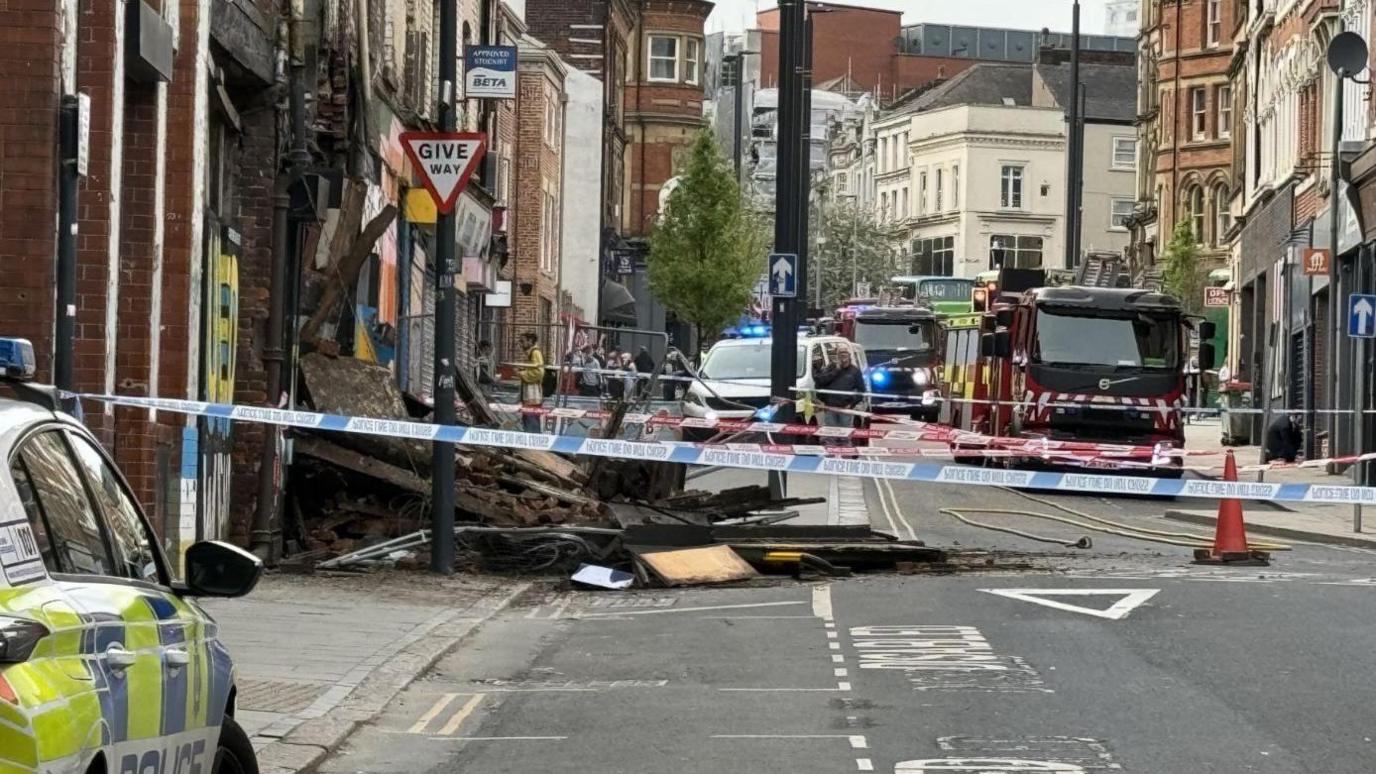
[[978, 588, 1160, 620]]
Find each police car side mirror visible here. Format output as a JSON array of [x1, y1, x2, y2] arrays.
[[181, 541, 263, 598], [0, 616, 49, 663]]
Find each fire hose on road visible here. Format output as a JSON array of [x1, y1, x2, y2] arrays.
[[936, 487, 1290, 552]]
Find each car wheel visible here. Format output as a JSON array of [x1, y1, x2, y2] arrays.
[[213, 716, 259, 774]]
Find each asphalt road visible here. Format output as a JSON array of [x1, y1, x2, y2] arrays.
[[316, 474, 1376, 774]]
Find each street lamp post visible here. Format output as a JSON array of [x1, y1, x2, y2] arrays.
[[1324, 30, 1369, 532]]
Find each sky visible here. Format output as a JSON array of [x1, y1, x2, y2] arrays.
[[705, 0, 1111, 36]]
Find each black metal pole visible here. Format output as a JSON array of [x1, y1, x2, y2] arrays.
[[732, 54, 745, 182], [1329, 68, 1345, 459], [56, 96, 79, 390], [768, 0, 803, 497], [431, 0, 458, 574], [252, 2, 311, 560], [1072, 82, 1086, 266], [1063, 0, 1081, 268], [797, 15, 813, 314]]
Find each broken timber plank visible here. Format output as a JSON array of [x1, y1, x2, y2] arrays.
[[294, 435, 428, 494]]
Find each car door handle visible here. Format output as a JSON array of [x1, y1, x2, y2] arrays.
[[106, 645, 137, 671], [164, 648, 190, 669]]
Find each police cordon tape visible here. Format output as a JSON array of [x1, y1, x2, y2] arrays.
[[81, 393, 1376, 505], [542, 361, 1376, 414], [479, 399, 1196, 460], [471, 396, 1376, 471]]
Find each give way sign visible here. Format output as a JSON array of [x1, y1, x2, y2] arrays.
[[400, 132, 487, 213]]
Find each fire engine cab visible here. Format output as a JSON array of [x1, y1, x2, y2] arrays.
[[940, 277, 1214, 472]]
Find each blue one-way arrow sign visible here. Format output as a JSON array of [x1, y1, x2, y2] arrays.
[[1349, 293, 1376, 338], [769, 252, 797, 298]]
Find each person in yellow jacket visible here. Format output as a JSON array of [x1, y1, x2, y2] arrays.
[[517, 331, 545, 433]]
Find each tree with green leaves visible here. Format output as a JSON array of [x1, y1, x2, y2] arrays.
[[649, 131, 767, 346], [1160, 219, 1208, 314], [807, 194, 908, 310]]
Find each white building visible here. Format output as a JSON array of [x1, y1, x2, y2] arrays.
[[837, 57, 1137, 279], [868, 63, 1060, 278], [1031, 59, 1139, 259], [559, 68, 604, 320], [1104, 0, 1140, 38]]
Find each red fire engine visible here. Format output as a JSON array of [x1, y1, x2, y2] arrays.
[[939, 275, 1214, 473]]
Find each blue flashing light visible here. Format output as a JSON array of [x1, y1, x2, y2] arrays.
[[753, 403, 778, 421], [748, 324, 769, 337], [868, 369, 890, 387], [0, 337, 36, 380]]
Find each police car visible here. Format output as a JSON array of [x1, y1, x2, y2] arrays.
[[0, 339, 263, 774]]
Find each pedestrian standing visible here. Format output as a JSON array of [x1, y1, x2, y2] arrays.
[[620, 352, 636, 400], [576, 345, 602, 397], [662, 354, 681, 401], [814, 349, 864, 441], [606, 350, 625, 400], [517, 332, 545, 434], [634, 346, 655, 398]]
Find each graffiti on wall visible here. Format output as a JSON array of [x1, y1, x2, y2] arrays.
[[197, 219, 240, 544]]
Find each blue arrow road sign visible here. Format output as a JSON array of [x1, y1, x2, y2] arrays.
[[1350, 293, 1376, 338], [769, 253, 797, 298]]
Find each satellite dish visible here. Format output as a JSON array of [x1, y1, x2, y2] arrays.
[[1326, 31, 1368, 76]]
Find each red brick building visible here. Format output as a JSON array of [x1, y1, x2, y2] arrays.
[[1128, 0, 1240, 269], [0, 0, 282, 553], [626, 0, 713, 237], [523, 0, 710, 339], [525, 0, 639, 255], [755, 3, 975, 101], [511, 41, 568, 333]]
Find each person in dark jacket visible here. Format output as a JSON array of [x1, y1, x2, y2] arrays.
[[1264, 413, 1303, 463], [814, 348, 865, 433], [634, 347, 655, 398]]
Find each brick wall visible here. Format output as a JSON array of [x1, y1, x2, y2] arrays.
[[227, 95, 279, 540], [74, 0, 126, 447], [627, 0, 708, 237], [1148, 0, 1238, 248], [113, 79, 161, 508], [0, 4, 62, 378], [512, 66, 563, 326], [524, 0, 634, 243]]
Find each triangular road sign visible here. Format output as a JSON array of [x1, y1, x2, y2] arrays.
[[399, 132, 487, 213], [978, 588, 1160, 620]]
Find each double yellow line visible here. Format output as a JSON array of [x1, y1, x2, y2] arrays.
[[408, 693, 485, 735]]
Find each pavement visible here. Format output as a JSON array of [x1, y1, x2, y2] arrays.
[[307, 472, 1376, 774], [1176, 419, 1376, 547], [204, 572, 528, 774]]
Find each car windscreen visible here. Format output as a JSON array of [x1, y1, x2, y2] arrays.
[[1034, 308, 1180, 369], [854, 320, 934, 352], [701, 344, 806, 379]]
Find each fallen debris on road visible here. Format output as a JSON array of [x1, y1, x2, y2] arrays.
[[283, 352, 944, 584]]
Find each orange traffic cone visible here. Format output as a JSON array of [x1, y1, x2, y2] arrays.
[[1193, 449, 1269, 565]]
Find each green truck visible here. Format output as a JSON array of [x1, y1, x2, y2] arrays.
[[891, 275, 975, 316]]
